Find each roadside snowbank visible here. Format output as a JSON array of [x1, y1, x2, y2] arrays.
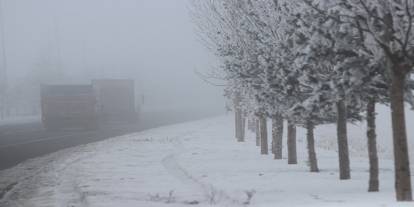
[[0, 113, 413, 207]]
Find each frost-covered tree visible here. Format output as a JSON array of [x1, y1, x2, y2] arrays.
[[191, 0, 414, 201], [298, 0, 414, 200], [342, 2, 414, 200], [279, 0, 356, 179]]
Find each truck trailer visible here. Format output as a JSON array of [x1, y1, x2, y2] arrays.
[[40, 85, 97, 130], [92, 79, 138, 123]]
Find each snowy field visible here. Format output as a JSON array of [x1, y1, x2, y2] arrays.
[[1, 107, 414, 207]]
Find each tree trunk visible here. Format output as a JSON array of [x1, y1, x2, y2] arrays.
[[287, 121, 297, 164], [367, 98, 379, 192], [336, 100, 350, 180], [273, 114, 283, 159], [272, 116, 277, 155], [390, 70, 412, 201], [306, 121, 319, 172], [248, 117, 256, 132], [241, 115, 246, 142], [235, 109, 239, 141], [256, 119, 260, 147], [235, 106, 243, 142], [260, 115, 268, 155]]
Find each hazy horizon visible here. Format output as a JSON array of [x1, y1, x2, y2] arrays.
[[0, 0, 225, 114]]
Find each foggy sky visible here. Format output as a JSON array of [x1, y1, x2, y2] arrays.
[[1, 0, 224, 112]]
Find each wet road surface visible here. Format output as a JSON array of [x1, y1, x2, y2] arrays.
[[0, 110, 221, 170]]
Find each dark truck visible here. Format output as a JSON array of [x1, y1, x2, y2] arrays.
[[40, 85, 98, 130], [92, 79, 138, 123]]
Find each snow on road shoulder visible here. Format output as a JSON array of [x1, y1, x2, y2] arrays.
[[0, 115, 412, 207]]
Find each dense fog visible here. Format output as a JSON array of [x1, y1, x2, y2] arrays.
[[0, 0, 224, 117], [2, 1, 414, 206]]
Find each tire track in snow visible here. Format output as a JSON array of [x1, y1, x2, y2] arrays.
[[309, 194, 346, 204], [0, 147, 95, 207], [161, 131, 244, 206], [52, 158, 90, 207]]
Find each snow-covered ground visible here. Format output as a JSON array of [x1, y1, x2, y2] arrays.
[[1, 109, 414, 206]]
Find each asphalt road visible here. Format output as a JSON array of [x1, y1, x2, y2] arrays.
[[0, 110, 221, 170]]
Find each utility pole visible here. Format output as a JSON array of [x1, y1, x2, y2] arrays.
[[52, 13, 62, 74], [0, 0, 8, 119], [81, 37, 91, 80], [50, 0, 62, 78]]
